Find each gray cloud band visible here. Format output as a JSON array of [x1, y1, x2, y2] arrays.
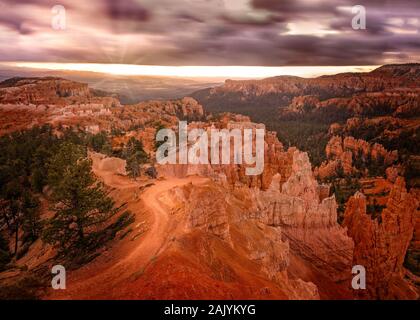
[[0, 0, 418, 65]]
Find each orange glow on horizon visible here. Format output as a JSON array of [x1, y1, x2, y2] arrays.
[[3, 62, 379, 79]]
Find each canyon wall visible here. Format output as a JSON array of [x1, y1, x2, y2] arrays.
[[344, 178, 419, 299]]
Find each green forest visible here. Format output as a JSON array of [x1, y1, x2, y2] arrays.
[[0, 125, 144, 276]]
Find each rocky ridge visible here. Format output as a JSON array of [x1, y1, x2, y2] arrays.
[[315, 135, 398, 180], [344, 178, 419, 299], [0, 76, 418, 300], [192, 64, 420, 112]]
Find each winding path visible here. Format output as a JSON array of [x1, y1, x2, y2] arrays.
[[47, 169, 208, 299]]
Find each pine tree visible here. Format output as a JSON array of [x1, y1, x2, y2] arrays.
[[126, 154, 141, 178], [124, 137, 148, 178], [1, 180, 25, 256], [31, 168, 45, 193], [0, 232, 10, 271], [43, 143, 118, 253], [88, 131, 113, 155], [21, 192, 41, 243]]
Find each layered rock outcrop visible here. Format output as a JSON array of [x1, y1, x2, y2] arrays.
[[0, 79, 205, 137], [151, 141, 356, 299], [0, 77, 91, 105], [315, 135, 398, 180], [2, 74, 417, 300], [344, 178, 419, 299], [193, 64, 420, 114], [156, 115, 295, 192], [137, 97, 204, 120], [249, 152, 354, 286], [405, 188, 420, 277], [184, 183, 232, 243], [158, 146, 354, 298]]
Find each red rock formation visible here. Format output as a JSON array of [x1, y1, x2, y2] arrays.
[[344, 178, 419, 299], [0, 79, 205, 136], [143, 177, 321, 300], [193, 64, 420, 114], [153, 146, 355, 299], [137, 97, 204, 119], [253, 152, 354, 294], [184, 183, 232, 243], [405, 188, 420, 277], [2, 74, 417, 300], [156, 116, 291, 191], [316, 136, 353, 179], [283, 90, 420, 120], [316, 135, 398, 180], [154, 121, 354, 297], [0, 77, 91, 105], [386, 166, 400, 183]]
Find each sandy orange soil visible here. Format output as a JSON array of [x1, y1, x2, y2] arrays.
[[46, 157, 209, 299]]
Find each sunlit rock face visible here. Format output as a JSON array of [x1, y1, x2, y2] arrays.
[[193, 65, 420, 114], [151, 133, 357, 299], [158, 179, 320, 299], [160, 143, 354, 295], [0, 78, 91, 104], [315, 135, 398, 180], [248, 151, 354, 286], [1, 75, 417, 300], [344, 178, 419, 299], [0, 78, 205, 137]]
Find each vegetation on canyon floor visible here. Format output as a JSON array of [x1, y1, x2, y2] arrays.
[[0, 126, 137, 282]]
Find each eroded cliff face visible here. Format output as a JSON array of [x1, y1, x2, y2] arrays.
[[156, 116, 293, 190], [280, 90, 420, 121], [124, 174, 318, 300], [405, 188, 420, 277], [0, 78, 91, 104], [152, 120, 420, 299], [344, 178, 419, 299], [0, 79, 204, 136], [2, 76, 417, 300], [150, 145, 354, 299], [248, 152, 354, 296], [192, 64, 420, 113], [148, 108, 418, 300], [315, 135, 398, 180], [135, 97, 204, 120]]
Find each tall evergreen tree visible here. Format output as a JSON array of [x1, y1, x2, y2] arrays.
[[0, 232, 10, 271], [21, 192, 41, 243], [44, 143, 119, 252], [124, 137, 148, 178]]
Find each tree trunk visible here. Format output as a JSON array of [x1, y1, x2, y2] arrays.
[[14, 221, 19, 256], [77, 221, 84, 241]]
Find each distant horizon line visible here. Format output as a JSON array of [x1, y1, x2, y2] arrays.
[[1, 62, 380, 80]]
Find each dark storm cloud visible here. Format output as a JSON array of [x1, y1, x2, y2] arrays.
[[176, 13, 205, 24], [0, 0, 419, 65], [1, 0, 55, 5], [103, 0, 151, 22], [251, 0, 417, 14], [252, 0, 341, 15], [0, 13, 33, 34]]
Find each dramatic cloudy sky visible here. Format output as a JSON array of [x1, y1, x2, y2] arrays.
[[1, 0, 419, 67]]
